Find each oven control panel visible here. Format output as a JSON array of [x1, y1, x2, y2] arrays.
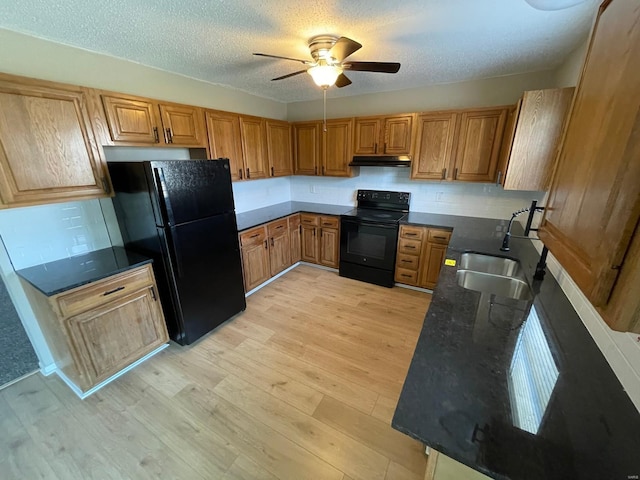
[[356, 190, 410, 209]]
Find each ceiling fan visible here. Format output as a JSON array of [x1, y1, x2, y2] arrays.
[[253, 35, 401, 89]]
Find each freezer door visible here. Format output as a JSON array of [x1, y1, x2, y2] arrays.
[[160, 212, 246, 344], [148, 159, 235, 226]]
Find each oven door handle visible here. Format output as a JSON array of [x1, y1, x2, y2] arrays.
[[341, 219, 399, 230]]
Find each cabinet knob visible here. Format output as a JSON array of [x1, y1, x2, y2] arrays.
[[496, 171, 503, 186], [453, 168, 458, 180], [271, 166, 275, 177], [239, 169, 243, 180], [441, 168, 447, 180], [247, 168, 251, 179], [165, 128, 173, 144]]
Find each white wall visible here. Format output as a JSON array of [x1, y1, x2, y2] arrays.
[[287, 70, 557, 121], [0, 29, 287, 120], [292, 169, 544, 219], [554, 40, 588, 88]]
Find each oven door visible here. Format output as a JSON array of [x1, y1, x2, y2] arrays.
[[339, 217, 399, 271]]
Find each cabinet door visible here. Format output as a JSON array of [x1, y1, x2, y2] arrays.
[[293, 122, 322, 175], [411, 113, 458, 180], [65, 287, 168, 385], [538, 0, 640, 308], [158, 104, 206, 147], [241, 241, 270, 291], [319, 227, 340, 268], [420, 243, 448, 289], [266, 120, 293, 177], [269, 232, 291, 276], [0, 79, 109, 206], [206, 110, 245, 182], [101, 94, 160, 144], [383, 115, 413, 155], [239, 115, 268, 180], [324, 118, 354, 177], [353, 117, 381, 155], [301, 224, 319, 263], [453, 108, 507, 182], [502, 88, 574, 191], [288, 214, 301, 265]]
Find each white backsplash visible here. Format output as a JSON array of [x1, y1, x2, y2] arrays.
[[232, 177, 291, 213], [291, 168, 545, 219]]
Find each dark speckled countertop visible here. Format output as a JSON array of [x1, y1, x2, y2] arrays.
[[393, 214, 640, 479], [236, 201, 351, 231], [17, 247, 152, 296]]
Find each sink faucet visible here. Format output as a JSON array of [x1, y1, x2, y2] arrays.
[[500, 200, 545, 252]]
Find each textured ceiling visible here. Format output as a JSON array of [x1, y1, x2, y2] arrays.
[[0, 0, 598, 102]]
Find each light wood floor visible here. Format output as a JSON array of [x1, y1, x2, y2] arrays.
[[0, 265, 432, 480]]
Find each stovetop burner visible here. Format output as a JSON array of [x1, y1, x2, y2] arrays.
[[341, 207, 407, 224]]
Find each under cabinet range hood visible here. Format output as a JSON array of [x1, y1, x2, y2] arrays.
[[349, 155, 411, 167]]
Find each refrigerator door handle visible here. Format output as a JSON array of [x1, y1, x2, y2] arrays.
[[165, 227, 184, 279], [153, 167, 176, 226]]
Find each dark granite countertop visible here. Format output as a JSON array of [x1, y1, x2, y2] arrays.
[[236, 201, 351, 231], [17, 247, 152, 296], [392, 216, 640, 479]]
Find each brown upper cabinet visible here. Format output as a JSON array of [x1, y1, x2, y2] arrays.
[[0, 73, 111, 208], [101, 93, 206, 147], [353, 114, 414, 155], [239, 115, 268, 180], [411, 112, 458, 180], [293, 119, 356, 177], [538, 0, 640, 333], [265, 120, 293, 177], [498, 88, 574, 191], [451, 107, 508, 182]]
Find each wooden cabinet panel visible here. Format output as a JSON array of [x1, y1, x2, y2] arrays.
[[324, 119, 354, 177], [241, 240, 270, 291], [411, 113, 458, 180], [395, 268, 418, 286], [301, 224, 319, 263], [206, 110, 244, 181], [266, 120, 293, 177], [319, 227, 340, 268], [101, 95, 159, 144], [538, 0, 640, 311], [294, 122, 322, 175], [239, 116, 268, 180], [269, 231, 291, 277], [289, 214, 301, 264], [384, 115, 413, 155], [428, 229, 452, 245], [501, 88, 574, 191], [453, 108, 507, 182], [353, 118, 381, 154], [0, 76, 109, 207], [398, 238, 422, 255], [66, 286, 167, 384], [420, 242, 448, 289], [158, 104, 206, 146]]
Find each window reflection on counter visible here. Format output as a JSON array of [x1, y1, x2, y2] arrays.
[[508, 305, 559, 435]]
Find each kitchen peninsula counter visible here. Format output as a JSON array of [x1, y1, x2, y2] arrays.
[[236, 201, 351, 232]]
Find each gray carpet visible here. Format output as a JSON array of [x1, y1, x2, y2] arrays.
[[0, 276, 38, 386]]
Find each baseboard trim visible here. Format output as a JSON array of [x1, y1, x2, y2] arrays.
[[395, 283, 433, 294], [40, 362, 57, 376], [245, 263, 300, 297], [0, 369, 39, 392], [55, 343, 169, 400]]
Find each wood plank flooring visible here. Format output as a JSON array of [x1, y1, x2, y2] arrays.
[[0, 265, 431, 480]]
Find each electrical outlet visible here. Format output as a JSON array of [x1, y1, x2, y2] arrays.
[[436, 192, 444, 202], [310, 185, 317, 194]]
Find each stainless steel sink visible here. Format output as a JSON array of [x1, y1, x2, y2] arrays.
[[456, 270, 532, 301], [459, 253, 520, 277]]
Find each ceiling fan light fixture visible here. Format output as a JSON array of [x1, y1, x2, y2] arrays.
[[308, 64, 343, 88]]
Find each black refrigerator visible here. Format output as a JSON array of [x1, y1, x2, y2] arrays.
[[108, 159, 246, 345]]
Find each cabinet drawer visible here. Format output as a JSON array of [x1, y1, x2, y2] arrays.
[[400, 225, 424, 240], [301, 213, 319, 226], [240, 226, 267, 246], [267, 218, 288, 237], [398, 238, 422, 255], [55, 265, 154, 319], [428, 229, 451, 245], [288, 214, 300, 229], [396, 253, 419, 271], [319, 216, 339, 229], [395, 268, 418, 285]]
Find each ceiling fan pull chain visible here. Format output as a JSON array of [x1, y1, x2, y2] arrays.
[[323, 88, 327, 132]]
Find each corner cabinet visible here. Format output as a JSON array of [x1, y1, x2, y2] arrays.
[[21, 264, 168, 392], [0, 73, 111, 208], [538, 0, 640, 332], [300, 213, 340, 268]]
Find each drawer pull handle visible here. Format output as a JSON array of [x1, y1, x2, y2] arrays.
[[433, 236, 447, 240], [405, 233, 417, 236], [322, 223, 332, 226], [401, 274, 411, 278], [406, 245, 416, 249], [276, 225, 284, 229], [250, 233, 260, 238], [103, 286, 125, 296], [401, 259, 411, 263]]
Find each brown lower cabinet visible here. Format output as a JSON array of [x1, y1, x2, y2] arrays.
[[20, 264, 169, 392], [395, 225, 451, 289], [239, 214, 301, 292], [300, 213, 340, 268]]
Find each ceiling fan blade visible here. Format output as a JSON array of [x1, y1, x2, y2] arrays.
[[329, 37, 362, 62], [335, 73, 352, 88], [271, 70, 308, 81], [343, 62, 401, 73], [253, 53, 311, 65]]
